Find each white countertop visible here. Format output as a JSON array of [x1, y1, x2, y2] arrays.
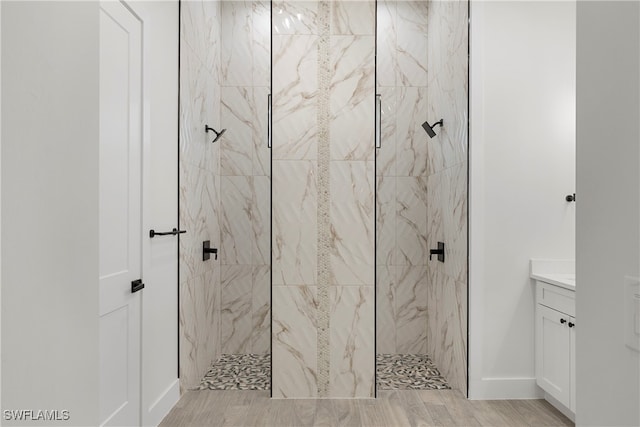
[[530, 272, 575, 291], [530, 259, 576, 291]]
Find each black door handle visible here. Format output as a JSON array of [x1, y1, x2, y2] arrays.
[[149, 228, 187, 238], [560, 318, 567, 324], [131, 279, 145, 293], [568, 322, 575, 328]]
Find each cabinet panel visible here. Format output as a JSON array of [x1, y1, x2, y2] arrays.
[[536, 304, 572, 408]]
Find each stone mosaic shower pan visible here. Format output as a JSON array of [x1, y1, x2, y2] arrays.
[[198, 353, 450, 391], [376, 354, 450, 390]]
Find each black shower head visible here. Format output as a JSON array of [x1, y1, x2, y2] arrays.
[[422, 119, 444, 139], [205, 125, 227, 143]]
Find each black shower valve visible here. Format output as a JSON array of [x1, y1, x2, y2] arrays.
[[203, 240, 218, 261]]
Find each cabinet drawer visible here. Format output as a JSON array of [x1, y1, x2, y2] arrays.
[[536, 281, 575, 316]]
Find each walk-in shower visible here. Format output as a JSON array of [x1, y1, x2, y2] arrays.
[[178, 0, 469, 398]]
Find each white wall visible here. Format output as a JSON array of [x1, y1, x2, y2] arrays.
[[576, 2, 640, 425], [129, 2, 180, 425], [469, 1, 576, 399], [1, 2, 100, 424]]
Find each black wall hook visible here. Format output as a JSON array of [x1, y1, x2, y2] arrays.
[[205, 125, 226, 143]]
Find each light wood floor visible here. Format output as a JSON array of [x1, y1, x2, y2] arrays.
[[159, 389, 574, 427]]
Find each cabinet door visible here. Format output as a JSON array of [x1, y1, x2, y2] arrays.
[[536, 304, 571, 408], [569, 315, 576, 412]]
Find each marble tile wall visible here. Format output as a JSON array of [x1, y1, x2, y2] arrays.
[[179, 0, 223, 391], [375, 0, 430, 356], [219, 0, 271, 356], [272, 0, 376, 398], [424, 0, 468, 394], [375, 0, 468, 394]]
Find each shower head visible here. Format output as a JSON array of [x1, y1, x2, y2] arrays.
[[205, 125, 227, 143], [422, 119, 444, 139]]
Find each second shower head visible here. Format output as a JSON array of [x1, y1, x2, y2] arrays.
[[422, 119, 444, 138], [205, 125, 226, 143]]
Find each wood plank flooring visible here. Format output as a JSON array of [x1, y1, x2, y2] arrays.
[[159, 389, 574, 427]]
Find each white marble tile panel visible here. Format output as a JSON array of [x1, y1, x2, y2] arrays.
[[426, 172, 445, 276], [272, 1, 318, 35], [180, 163, 216, 282], [220, 176, 252, 265], [221, 0, 253, 86], [376, 0, 397, 87], [252, 175, 271, 265], [205, 268, 222, 362], [272, 160, 317, 285], [221, 265, 253, 354], [330, 36, 375, 161], [180, 41, 208, 169], [443, 162, 467, 283], [426, 0, 468, 175], [253, 86, 271, 176], [376, 175, 396, 266], [252, 0, 271, 87], [181, 0, 221, 73], [396, 176, 428, 265], [396, 86, 428, 177], [426, 268, 467, 393], [395, 265, 428, 354], [396, 1, 428, 87], [329, 286, 375, 398], [330, 161, 374, 286], [331, 1, 375, 36], [179, 273, 208, 390], [272, 286, 318, 398], [252, 265, 271, 354], [376, 265, 396, 354], [221, 86, 254, 176], [272, 35, 318, 160]]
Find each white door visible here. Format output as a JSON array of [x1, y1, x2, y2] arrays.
[[99, 2, 143, 426]]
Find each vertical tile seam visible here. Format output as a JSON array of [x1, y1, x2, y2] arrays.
[[316, 0, 331, 397]]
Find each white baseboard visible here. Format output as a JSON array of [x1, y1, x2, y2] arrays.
[[144, 379, 180, 427], [468, 377, 543, 400]]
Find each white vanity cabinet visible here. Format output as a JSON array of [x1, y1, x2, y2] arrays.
[[535, 280, 576, 414]]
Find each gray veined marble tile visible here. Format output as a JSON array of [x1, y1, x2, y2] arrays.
[[221, 0, 253, 87], [329, 35, 375, 161], [376, 265, 397, 354], [252, 0, 271, 87], [221, 86, 254, 176], [220, 176, 252, 265], [272, 35, 318, 160], [221, 265, 253, 354], [376, 175, 396, 266], [395, 265, 428, 354], [330, 161, 375, 286], [329, 286, 375, 398], [396, 1, 429, 87], [376, 0, 397, 88], [396, 176, 428, 266], [252, 175, 271, 266], [272, 1, 318, 35], [272, 161, 317, 286], [396, 86, 429, 177], [272, 286, 318, 398], [251, 265, 271, 354], [331, 0, 375, 36]]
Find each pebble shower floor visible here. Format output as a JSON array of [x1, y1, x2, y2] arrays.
[[198, 353, 450, 391]]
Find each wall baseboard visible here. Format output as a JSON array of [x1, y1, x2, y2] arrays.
[[144, 379, 180, 427], [468, 377, 543, 400]]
